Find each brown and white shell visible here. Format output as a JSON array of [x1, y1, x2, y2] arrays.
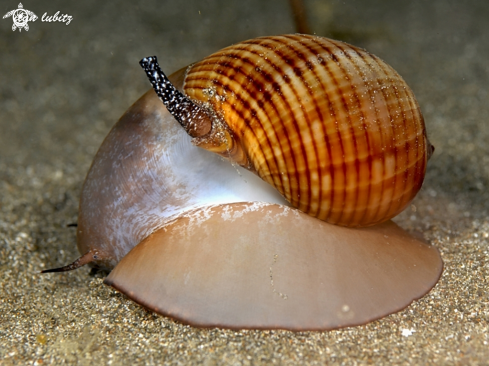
[[180, 34, 431, 227]]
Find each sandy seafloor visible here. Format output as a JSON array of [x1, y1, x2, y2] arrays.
[[1, 0, 488, 364]]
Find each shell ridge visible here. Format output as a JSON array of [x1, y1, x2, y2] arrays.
[[350, 51, 394, 224], [281, 37, 336, 217], [366, 54, 407, 220], [295, 40, 341, 221], [310, 38, 358, 224], [235, 40, 306, 205], [282, 38, 336, 217], [272, 36, 322, 214], [366, 53, 419, 218], [318, 41, 367, 225], [249, 38, 304, 204], [303, 38, 346, 222], [397, 76, 426, 204], [334, 43, 387, 225]]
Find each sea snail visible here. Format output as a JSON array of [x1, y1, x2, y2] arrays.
[[45, 34, 442, 331]]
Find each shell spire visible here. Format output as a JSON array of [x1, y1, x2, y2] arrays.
[[139, 56, 211, 137]]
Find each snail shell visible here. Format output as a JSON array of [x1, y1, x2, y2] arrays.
[[141, 34, 432, 227], [44, 34, 442, 331]]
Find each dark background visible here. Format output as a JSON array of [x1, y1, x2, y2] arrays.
[[1, 0, 488, 364]]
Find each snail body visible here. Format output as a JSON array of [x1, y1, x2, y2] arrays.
[[75, 85, 287, 269], [45, 34, 442, 331]]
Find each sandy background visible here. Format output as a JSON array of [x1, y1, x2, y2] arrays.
[[1, 0, 488, 364]]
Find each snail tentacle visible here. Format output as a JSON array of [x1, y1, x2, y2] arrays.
[[139, 56, 212, 138], [41, 249, 101, 273]]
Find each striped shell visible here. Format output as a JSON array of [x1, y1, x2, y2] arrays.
[[182, 34, 430, 227]]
